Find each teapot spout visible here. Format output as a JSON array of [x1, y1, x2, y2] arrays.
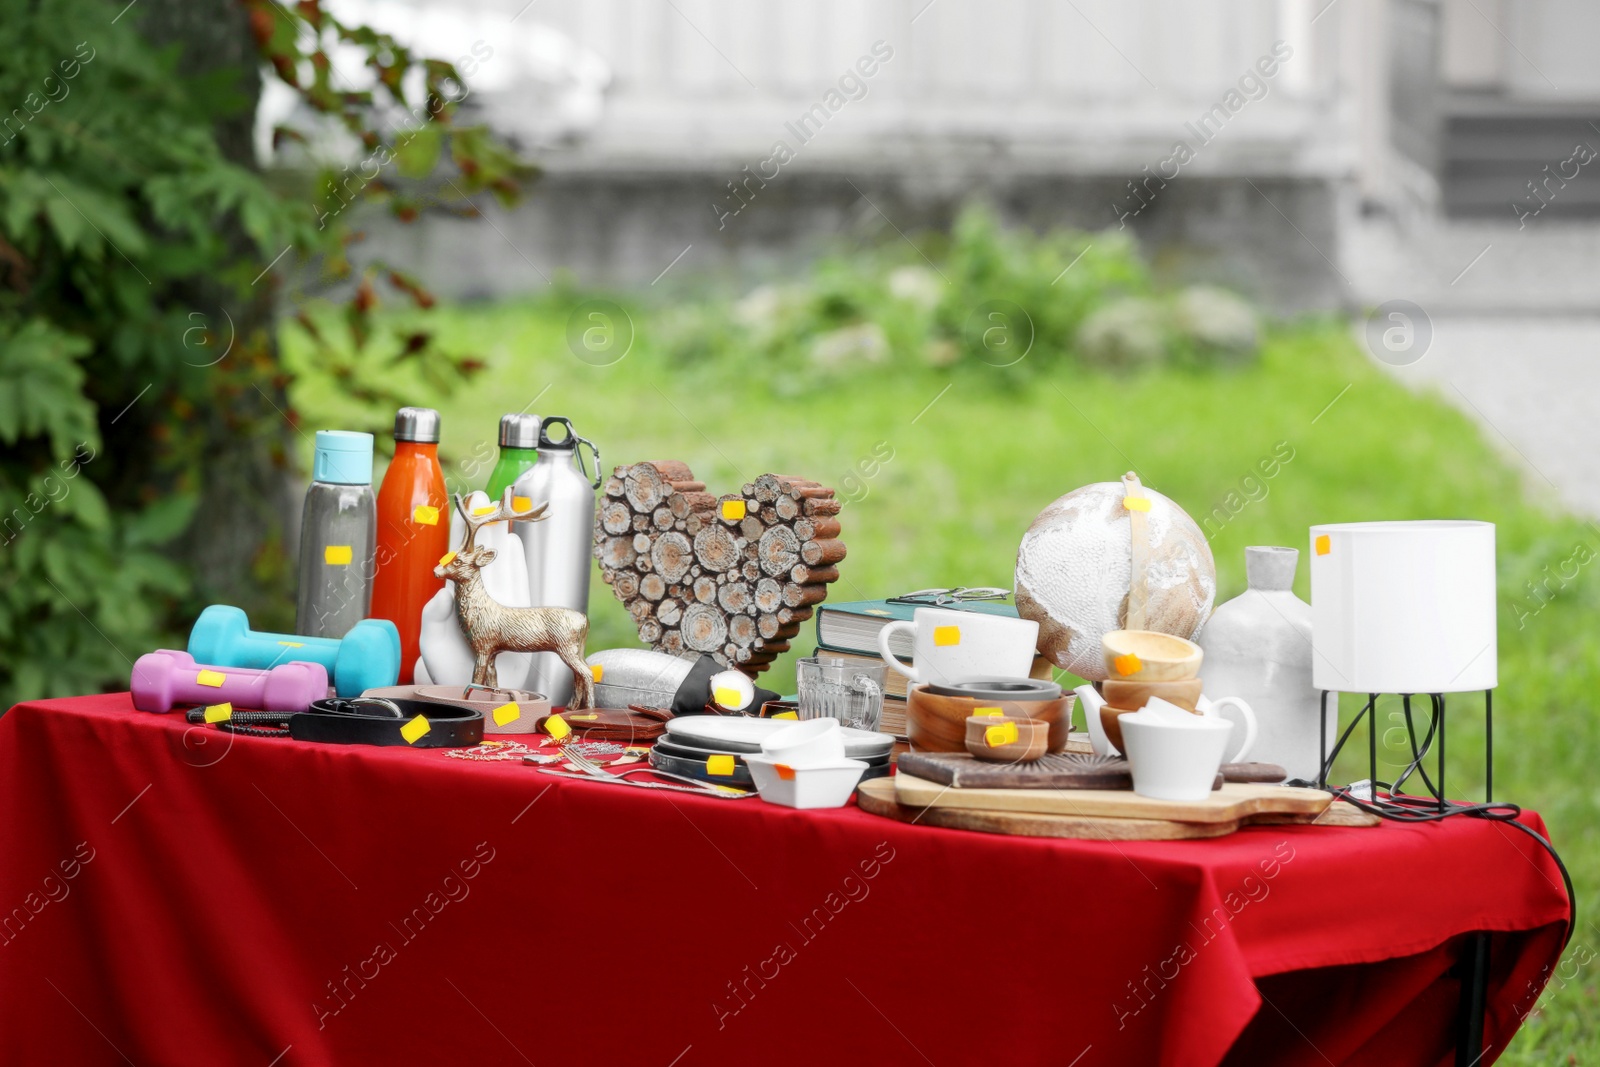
[[1075, 683, 1118, 757]]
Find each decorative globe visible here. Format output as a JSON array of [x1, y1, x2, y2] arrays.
[[1014, 481, 1216, 680]]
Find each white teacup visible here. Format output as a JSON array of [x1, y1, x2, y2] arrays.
[[876, 607, 1039, 686], [1120, 711, 1236, 802]]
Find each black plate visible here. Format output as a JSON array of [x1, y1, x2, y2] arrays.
[[647, 747, 755, 787]]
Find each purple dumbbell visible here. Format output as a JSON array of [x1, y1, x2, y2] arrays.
[[130, 649, 329, 713]]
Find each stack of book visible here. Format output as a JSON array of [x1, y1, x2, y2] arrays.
[[813, 598, 1049, 739]]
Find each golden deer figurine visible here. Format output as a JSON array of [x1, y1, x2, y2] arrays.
[[434, 490, 595, 709]]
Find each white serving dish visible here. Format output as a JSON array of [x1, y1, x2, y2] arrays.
[[744, 754, 868, 809]]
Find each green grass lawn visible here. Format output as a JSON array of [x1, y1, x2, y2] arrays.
[[290, 296, 1600, 1060]]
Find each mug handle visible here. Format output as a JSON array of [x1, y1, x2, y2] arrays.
[[1205, 697, 1257, 763], [876, 621, 919, 682]]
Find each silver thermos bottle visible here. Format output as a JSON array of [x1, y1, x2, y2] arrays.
[[512, 417, 600, 706]]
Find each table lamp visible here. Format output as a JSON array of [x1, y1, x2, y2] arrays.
[[1308, 520, 1497, 804]]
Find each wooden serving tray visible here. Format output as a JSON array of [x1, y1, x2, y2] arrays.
[[893, 773, 1333, 824], [896, 751, 1132, 790], [857, 778, 1377, 840]]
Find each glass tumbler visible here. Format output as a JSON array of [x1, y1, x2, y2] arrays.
[[795, 656, 887, 732]]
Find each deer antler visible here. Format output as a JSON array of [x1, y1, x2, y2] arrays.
[[454, 489, 550, 552]]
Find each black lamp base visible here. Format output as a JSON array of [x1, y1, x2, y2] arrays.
[[1315, 689, 1494, 810]]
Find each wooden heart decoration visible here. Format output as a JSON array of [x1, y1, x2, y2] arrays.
[[593, 462, 846, 676]]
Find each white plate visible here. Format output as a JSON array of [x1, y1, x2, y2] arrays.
[[665, 716, 895, 758]]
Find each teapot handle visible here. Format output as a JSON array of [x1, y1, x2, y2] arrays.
[[1204, 696, 1257, 763]]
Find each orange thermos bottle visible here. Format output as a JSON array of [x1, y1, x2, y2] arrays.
[[371, 407, 449, 684]]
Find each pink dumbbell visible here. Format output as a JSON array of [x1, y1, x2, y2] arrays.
[[130, 650, 329, 713]]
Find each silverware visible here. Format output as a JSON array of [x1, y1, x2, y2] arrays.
[[534, 765, 757, 798]]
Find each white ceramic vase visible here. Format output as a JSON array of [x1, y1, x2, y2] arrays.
[[1197, 546, 1332, 782]]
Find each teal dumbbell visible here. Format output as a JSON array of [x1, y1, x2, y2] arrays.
[[188, 605, 399, 698]]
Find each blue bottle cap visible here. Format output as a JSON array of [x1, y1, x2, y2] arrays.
[[312, 430, 374, 485]]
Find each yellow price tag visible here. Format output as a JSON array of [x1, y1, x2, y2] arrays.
[[277, 640, 304, 648], [771, 711, 798, 720], [413, 505, 440, 526], [1123, 496, 1152, 512], [438, 551, 456, 566], [721, 499, 746, 522], [985, 722, 1019, 747], [706, 755, 735, 776], [590, 664, 603, 682], [400, 715, 431, 744], [324, 545, 353, 566], [1315, 534, 1331, 556], [544, 714, 571, 741], [492, 702, 520, 727], [472, 504, 497, 516], [203, 702, 233, 724], [568, 713, 599, 721], [512, 496, 532, 512], [1113, 654, 1143, 677], [973, 707, 1004, 717], [933, 625, 961, 647], [196, 669, 226, 687], [713, 686, 743, 708]]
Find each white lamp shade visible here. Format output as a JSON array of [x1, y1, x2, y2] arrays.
[[1309, 521, 1497, 693]]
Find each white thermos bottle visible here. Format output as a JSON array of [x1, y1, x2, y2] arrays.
[[512, 417, 601, 707]]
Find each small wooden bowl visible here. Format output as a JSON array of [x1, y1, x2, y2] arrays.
[[1101, 677, 1203, 712], [1102, 630, 1203, 682], [964, 716, 1049, 763], [906, 686, 1074, 754]]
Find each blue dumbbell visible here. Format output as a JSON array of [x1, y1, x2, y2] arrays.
[[187, 605, 400, 698]]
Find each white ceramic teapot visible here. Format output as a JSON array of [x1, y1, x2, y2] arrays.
[[1073, 684, 1257, 761]]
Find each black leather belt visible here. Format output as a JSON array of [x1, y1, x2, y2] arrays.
[[183, 696, 484, 748], [297, 697, 484, 748]]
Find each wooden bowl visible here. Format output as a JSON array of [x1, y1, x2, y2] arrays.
[[1101, 677, 1204, 712], [906, 686, 1074, 754], [1101, 630, 1203, 682], [964, 716, 1050, 763]]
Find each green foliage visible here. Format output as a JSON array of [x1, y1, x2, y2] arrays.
[[0, 0, 529, 705], [661, 203, 1258, 390]]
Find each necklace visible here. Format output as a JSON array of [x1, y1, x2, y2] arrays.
[[447, 740, 535, 762]]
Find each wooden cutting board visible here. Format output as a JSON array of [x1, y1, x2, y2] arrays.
[[857, 778, 1377, 840], [897, 752, 1292, 790], [893, 772, 1333, 824]]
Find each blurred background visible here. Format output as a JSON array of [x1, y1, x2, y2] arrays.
[[3, 0, 1598, 1057]]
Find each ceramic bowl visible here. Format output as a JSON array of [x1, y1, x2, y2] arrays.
[[1101, 677, 1204, 712], [1101, 630, 1203, 682], [744, 754, 868, 809], [906, 685, 1074, 753], [760, 718, 846, 766], [963, 715, 1050, 764]]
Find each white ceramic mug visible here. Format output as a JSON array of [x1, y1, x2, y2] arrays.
[[1120, 712, 1236, 802], [876, 607, 1039, 686]]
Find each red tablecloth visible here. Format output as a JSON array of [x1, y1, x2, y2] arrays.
[[0, 695, 1568, 1067]]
